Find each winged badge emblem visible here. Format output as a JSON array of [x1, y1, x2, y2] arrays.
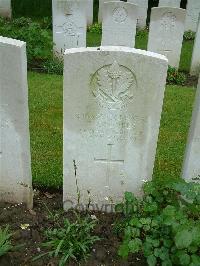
[[92, 61, 136, 103]]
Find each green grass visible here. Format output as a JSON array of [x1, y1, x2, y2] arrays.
[[135, 30, 149, 50], [153, 85, 195, 180], [29, 72, 63, 189], [87, 32, 101, 47], [179, 40, 194, 72], [28, 72, 196, 189]]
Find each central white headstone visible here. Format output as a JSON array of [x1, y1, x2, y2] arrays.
[[159, 0, 181, 8], [182, 76, 200, 182], [63, 46, 168, 212], [185, 0, 200, 32], [98, 0, 120, 23], [0, 36, 32, 208], [128, 0, 148, 29], [52, 0, 87, 57], [0, 0, 11, 18], [101, 1, 138, 47], [190, 15, 200, 76], [148, 7, 186, 68]]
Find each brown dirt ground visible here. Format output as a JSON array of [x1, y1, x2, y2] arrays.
[[0, 191, 147, 266]]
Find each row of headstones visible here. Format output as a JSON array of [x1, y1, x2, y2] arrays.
[[52, 0, 200, 75], [99, 0, 200, 32], [0, 0, 93, 24], [0, 0, 199, 74], [1, 0, 200, 32], [0, 36, 199, 210]]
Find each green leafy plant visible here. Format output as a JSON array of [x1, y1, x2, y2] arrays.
[[0, 226, 13, 257], [0, 17, 52, 64], [42, 58, 63, 75], [167, 66, 186, 86], [40, 17, 52, 30], [115, 178, 200, 266], [34, 213, 100, 265], [11, 16, 32, 27], [184, 31, 196, 41], [88, 23, 102, 34], [136, 28, 148, 38]]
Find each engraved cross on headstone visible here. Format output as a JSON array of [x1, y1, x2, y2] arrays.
[[94, 144, 124, 184]]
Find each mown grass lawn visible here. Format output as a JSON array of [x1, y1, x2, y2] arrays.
[[29, 72, 63, 189], [28, 72, 196, 189]]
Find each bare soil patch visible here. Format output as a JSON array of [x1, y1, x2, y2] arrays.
[[0, 192, 147, 266]]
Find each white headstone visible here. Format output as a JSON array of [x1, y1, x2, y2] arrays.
[[98, 0, 120, 23], [159, 0, 181, 8], [0, 0, 11, 18], [87, 0, 93, 25], [185, 0, 200, 32], [63, 46, 168, 212], [101, 1, 138, 47], [182, 76, 200, 182], [128, 0, 148, 29], [0, 36, 32, 208], [190, 15, 200, 76], [148, 7, 186, 68], [52, 0, 87, 57]]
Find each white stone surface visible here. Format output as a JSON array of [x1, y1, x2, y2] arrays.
[[190, 15, 200, 76], [182, 76, 200, 182], [185, 0, 200, 32], [159, 0, 181, 8], [0, 36, 32, 208], [87, 0, 93, 25], [0, 0, 11, 18], [148, 7, 186, 68], [101, 1, 138, 47], [98, 0, 120, 23], [128, 0, 148, 29], [63, 46, 168, 212], [52, 0, 87, 57]]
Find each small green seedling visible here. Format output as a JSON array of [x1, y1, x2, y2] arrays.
[[0, 226, 12, 257], [33, 212, 100, 266]]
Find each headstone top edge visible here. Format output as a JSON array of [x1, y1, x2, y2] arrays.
[[0, 36, 25, 47], [104, 1, 139, 8], [151, 6, 186, 14], [64, 46, 168, 63], [52, 0, 88, 2]]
